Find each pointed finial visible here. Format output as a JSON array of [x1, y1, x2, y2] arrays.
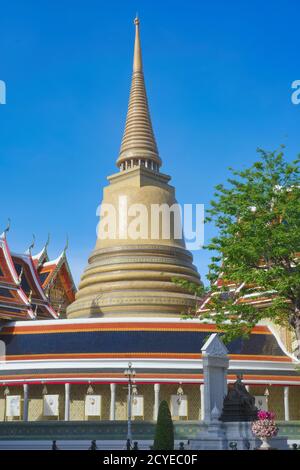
[[45, 233, 50, 250], [35, 233, 50, 268], [116, 16, 161, 170], [133, 15, 142, 73], [63, 235, 69, 254], [1, 218, 11, 239], [26, 234, 35, 255]]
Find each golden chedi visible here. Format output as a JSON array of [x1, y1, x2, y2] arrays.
[[67, 18, 201, 319]]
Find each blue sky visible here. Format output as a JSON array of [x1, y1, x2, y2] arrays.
[[1, 0, 299, 285]]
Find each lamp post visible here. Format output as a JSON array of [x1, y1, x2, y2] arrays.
[[124, 362, 136, 446]]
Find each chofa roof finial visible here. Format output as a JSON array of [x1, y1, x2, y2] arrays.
[[26, 234, 36, 255], [45, 233, 50, 250], [1, 218, 11, 239], [63, 235, 69, 255]]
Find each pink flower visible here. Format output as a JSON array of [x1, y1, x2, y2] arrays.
[[252, 417, 279, 438], [257, 410, 275, 420]]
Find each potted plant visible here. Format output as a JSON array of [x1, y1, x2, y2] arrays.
[[251, 410, 279, 450]]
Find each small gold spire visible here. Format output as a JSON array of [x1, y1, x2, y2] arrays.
[[133, 16, 142, 73], [116, 17, 161, 169]]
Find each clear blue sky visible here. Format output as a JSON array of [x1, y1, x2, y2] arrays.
[[1, 0, 300, 285]]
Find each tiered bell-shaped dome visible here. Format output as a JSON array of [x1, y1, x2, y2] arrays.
[[67, 18, 201, 319]]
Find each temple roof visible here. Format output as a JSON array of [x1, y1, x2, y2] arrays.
[[11, 252, 57, 320], [0, 318, 298, 386], [38, 250, 76, 304], [0, 235, 76, 321], [198, 276, 279, 314], [199, 252, 300, 314], [0, 236, 34, 321], [116, 17, 161, 169]]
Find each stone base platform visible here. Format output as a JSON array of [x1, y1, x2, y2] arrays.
[[188, 421, 289, 450]]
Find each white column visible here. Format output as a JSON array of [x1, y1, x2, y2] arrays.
[[284, 386, 290, 421], [64, 383, 71, 421], [23, 384, 29, 421], [202, 334, 229, 422], [200, 384, 205, 421], [153, 383, 160, 421], [110, 383, 116, 420]]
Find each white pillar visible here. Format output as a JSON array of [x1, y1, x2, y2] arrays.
[[200, 384, 205, 420], [284, 386, 290, 421], [23, 384, 29, 421], [153, 383, 160, 421], [110, 383, 116, 420], [201, 334, 229, 422], [64, 383, 71, 421]]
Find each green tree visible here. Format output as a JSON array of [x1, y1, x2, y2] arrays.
[[172, 278, 207, 319], [175, 148, 300, 357], [153, 400, 174, 450]]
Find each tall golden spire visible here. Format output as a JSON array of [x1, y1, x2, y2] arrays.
[[133, 16, 143, 73], [66, 17, 201, 320], [116, 17, 161, 171]]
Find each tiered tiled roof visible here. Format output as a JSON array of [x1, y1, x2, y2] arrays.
[[0, 234, 76, 321], [11, 252, 57, 320], [198, 277, 280, 314], [37, 251, 76, 305], [0, 236, 34, 320]]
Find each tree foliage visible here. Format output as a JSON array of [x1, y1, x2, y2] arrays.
[[172, 278, 207, 318], [175, 148, 300, 356], [153, 400, 174, 450]]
